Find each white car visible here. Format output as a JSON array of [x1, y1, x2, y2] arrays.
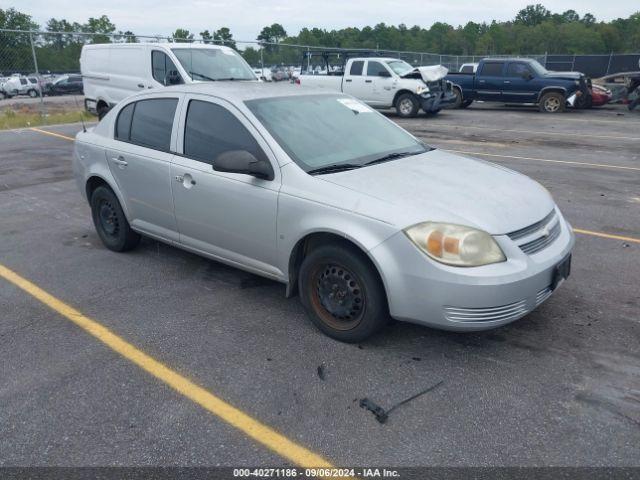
[[2, 76, 40, 97], [81, 43, 258, 118]]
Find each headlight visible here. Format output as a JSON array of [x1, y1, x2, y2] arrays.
[[404, 222, 506, 267], [574, 80, 580, 86], [416, 85, 429, 95]]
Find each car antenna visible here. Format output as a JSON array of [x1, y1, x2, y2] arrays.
[[72, 93, 87, 133]]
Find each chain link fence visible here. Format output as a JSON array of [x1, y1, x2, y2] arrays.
[[1, 28, 639, 121]]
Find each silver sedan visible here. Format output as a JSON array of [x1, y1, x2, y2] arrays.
[[73, 83, 574, 342]]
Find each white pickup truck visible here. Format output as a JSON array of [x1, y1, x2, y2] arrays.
[[297, 56, 456, 117]]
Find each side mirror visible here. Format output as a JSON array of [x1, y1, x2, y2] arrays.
[[213, 150, 274, 180], [165, 70, 182, 86], [378, 70, 391, 78]]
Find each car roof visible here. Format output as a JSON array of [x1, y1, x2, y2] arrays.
[[141, 82, 344, 102], [482, 58, 537, 62]]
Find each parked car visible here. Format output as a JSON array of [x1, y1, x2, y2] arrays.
[[81, 43, 258, 118], [446, 58, 591, 112], [271, 68, 290, 81], [298, 54, 456, 117], [49, 74, 84, 95], [2, 75, 40, 97], [592, 71, 640, 103], [73, 83, 574, 342]]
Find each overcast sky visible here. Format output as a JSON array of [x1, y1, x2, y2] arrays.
[[16, 0, 640, 42]]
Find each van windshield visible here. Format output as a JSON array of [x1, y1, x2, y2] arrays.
[[171, 48, 256, 81], [246, 94, 428, 173]]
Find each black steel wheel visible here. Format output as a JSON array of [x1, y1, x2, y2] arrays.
[[90, 185, 140, 252], [299, 243, 389, 342]]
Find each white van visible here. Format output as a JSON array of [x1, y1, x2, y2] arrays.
[[81, 43, 258, 118]]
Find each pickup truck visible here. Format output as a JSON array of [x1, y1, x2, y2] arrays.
[[297, 54, 457, 117], [446, 58, 591, 113]]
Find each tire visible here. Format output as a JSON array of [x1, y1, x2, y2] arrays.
[[298, 243, 389, 342], [424, 108, 441, 116], [461, 99, 473, 108], [575, 94, 593, 109], [452, 87, 463, 108], [395, 93, 420, 118], [539, 92, 565, 113], [90, 186, 140, 252], [28, 89, 37, 98]]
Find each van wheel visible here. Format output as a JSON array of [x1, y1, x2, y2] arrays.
[[395, 93, 419, 118], [28, 89, 38, 98], [299, 243, 389, 342], [90, 186, 140, 252], [539, 92, 565, 113]]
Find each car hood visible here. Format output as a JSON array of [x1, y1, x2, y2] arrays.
[[543, 70, 583, 80], [319, 149, 555, 235], [400, 65, 449, 82]]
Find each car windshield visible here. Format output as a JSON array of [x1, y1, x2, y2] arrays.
[[246, 94, 428, 172], [386, 60, 414, 75], [171, 48, 256, 81], [528, 60, 548, 75]]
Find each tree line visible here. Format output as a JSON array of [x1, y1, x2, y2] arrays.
[[1, 4, 639, 73]]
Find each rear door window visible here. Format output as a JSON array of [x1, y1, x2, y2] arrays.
[[349, 61, 364, 76], [479, 62, 504, 76], [129, 98, 178, 151], [183, 100, 265, 165]]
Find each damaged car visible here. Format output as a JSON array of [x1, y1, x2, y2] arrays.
[[297, 52, 456, 117]]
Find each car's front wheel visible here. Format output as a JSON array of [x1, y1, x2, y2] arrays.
[[28, 89, 38, 98], [90, 186, 140, 252], [299, 243, 389, 342], [539, 92, 565, 113], [395, 93, 420, 118]]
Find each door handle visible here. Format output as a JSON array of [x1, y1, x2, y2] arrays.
[[175, 174, 196, 186], [174, 175, 184, 183], [503, 80, 511, 84], [479, 79, 486, 83], [111, 156, 128, 167], [365, 79, 372, 83], [345, 79, 352, 82], [137, 83, 144, 88]]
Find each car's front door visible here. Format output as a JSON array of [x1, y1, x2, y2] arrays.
[[502, 62, 538, 103], [363, 60, 395, 106], [475, 61, 505, 101], [105, 95, 181, 243], [170, 96, 281, 278]]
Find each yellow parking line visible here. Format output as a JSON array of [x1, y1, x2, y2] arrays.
[[29, 127, 75, 142], [0, 263, 333, 468], [573, 228, 640, 244], [445, 149, 640, 172]]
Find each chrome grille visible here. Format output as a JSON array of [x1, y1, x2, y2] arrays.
[[444, 299, 528, 323], [519, 220, 561, 255], [507, 210, 561, 255]]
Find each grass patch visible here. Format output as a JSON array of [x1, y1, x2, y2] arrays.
[[0, 108, 96, 130]]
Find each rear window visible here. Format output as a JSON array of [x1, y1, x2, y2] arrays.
[[128, 98, 178, 151], [460, 65, 474, 73], [479, 62, 504, 76], [349, 61, 364, 76]]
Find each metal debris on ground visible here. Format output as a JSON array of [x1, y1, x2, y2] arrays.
[[359, 380, 444, 424]]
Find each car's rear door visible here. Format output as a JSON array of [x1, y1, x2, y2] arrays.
[[342, 60, 368, 99], [475, 61, 505, 101], [105, 94, 181, 243], [502, 62, 538, 103], [170, 95, 281, 277]]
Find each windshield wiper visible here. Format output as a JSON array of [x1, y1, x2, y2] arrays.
[[189, 71, 216, 81], [215, 77, 252, 81], [307, 163, 363, 175], [364, 151, 420, 166]]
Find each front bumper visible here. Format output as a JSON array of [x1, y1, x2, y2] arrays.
[[420, 81, 457, 112], [369, 208, 575, 331]]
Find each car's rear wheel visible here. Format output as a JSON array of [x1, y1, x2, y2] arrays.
[[90, 186, 140, 252], [395, 93, 419, 118], [28, 89, 37, 98], [539, 92, 565, 113], [299, 243, 389, 342]]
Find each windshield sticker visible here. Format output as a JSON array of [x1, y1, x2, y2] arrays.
[[337, 98, 373, 113]]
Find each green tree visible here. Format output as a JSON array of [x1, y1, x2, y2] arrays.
[[515, 4, 551, 26], [214, 27, 236, 49], [172, 28, 194, 42]]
